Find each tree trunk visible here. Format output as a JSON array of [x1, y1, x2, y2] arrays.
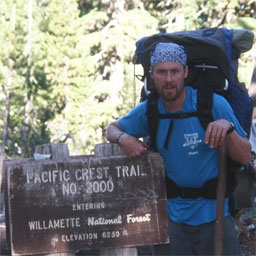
[[22, 0, 33, 157], [0, 2, 16, 194], [250, 56, 256, 88], [0, 87, 10, 193], [0, 53, 14, 193]]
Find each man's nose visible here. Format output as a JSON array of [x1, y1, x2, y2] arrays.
[[165, 72, 173, 82]]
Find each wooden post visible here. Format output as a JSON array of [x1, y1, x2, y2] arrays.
[[34, 143, 74, 256], [0, 224, 8, 256], [94, 143, 138, 256], [214, 141, 227, 256]]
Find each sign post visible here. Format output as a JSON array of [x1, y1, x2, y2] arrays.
[[4, 143, 169, 255], [214, 141, 227, 256]]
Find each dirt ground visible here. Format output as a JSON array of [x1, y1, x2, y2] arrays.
[[235, 207, 256, 256], [0, 216, 256, 256]]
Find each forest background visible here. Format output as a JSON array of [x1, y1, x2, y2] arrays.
[[0, 0, 256, 164]]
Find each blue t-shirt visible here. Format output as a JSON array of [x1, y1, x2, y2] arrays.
[[118, 86, 247, 225]]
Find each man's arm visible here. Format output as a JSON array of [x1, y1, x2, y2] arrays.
[[105, 121, 149, 157], [204, 119, 251, 165]]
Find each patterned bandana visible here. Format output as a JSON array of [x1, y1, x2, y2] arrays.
[[150, 42, 187, 67]]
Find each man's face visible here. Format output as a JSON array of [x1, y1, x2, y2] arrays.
[[151, 62, 188, 104]]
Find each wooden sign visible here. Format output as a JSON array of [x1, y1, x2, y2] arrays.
[[5, 153, 169, 255]]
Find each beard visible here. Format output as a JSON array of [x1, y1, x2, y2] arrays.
[[157, 83, 185, 103]]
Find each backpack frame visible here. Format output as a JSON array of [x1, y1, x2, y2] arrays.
[[133, 27, 254, 137], [133, 27, 255, 212]]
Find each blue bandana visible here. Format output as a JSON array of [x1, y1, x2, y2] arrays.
[[150, 42, 187, 67]]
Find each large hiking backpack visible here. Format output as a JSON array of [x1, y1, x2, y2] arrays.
[[132, 27, 255, 211]]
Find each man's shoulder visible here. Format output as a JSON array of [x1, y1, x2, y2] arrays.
[[127, 100, 148, 116], [212, 92, 229, 106], [191, 86, 228, 106], [186, 86, 197, 97]]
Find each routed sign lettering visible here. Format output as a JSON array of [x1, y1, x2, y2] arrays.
[[5, 153, 169, 255]]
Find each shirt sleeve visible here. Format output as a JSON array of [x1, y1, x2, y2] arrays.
[[118, 101, 149, 138], [212, 93, 247, 138]]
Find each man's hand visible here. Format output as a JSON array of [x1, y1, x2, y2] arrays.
[[204, 119, 233, 148], [105, 121, 149, 157], [118, 133, 149, 157], [204, 119, 251, 165]]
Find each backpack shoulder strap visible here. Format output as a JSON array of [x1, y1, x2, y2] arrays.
[[197, 86, 214, 129], [146, 87, 214, 151], [146, 93, 160, 151]]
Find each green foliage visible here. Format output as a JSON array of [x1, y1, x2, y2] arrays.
[[0, 0, 255, 157]]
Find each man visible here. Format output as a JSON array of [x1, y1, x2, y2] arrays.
[[105, 42, 251, 255]]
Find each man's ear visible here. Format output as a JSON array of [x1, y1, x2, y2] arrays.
[[149, 68, 153, 79], [184, 66, 189, 79]]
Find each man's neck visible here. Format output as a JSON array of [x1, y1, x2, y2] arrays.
[[163, 89, 186, 112]]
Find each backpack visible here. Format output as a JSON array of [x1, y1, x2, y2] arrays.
[[132, 27, 255, 212]]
